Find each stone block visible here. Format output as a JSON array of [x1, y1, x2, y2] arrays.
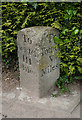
[[17, 26, 60, 97]]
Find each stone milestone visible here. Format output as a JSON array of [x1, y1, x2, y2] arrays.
[[17, 26, 60, 98]]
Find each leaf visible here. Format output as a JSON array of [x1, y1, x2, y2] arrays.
[[74, 29, 79, 34], [77, 58, 82, 63], [22, 2, 28, 5], [62, 29, 68, 35], [75, 76, 82, 80], [69, 14, 73, 20], [80, 30, 82, 34], [64, 14, 69, 20], [67, 10, 73, 15], [73, 10, 77, 15], [53, 36, 60, 44], [69, 65, 75, 75], [32, 3, 38, 9], [77, 66, 82, 73], [64, 39, 70, 43], [6, 44, 10, 47], [51, 21, 61, 30], [77, 13, 82, 17], [72, 26, 76, 30]]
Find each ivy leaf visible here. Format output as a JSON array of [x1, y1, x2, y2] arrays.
[[68, 14, 73, 20], [77, 58, 82, 63], [80, 30, 82, 34], [64, 39, 70, 43], [72, 26, 76, 30], [75, 76, 82, 80], [74, 29, 79, 34], [62, 29, 68, 35], [77, 66, 82, 73], [32, 3, 38, 9], [67, 10, 73, 15], [23, 3, 28, 6], [73, 10, 77, 15], [64, 14, 69, 20], [54, 36, 60, 44]]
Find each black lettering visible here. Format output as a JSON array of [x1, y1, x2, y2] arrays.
[[56, 64, 58, 68], [49, 39, 51, 43], [26, 56, 28, 63], [29, 49, 31, 54], [41, 48, 45, 56], [24, 35, 26, 42], [25, 66, 27, 71], [27, 37, 29, 42], [46, 49, 48, 54], [52, 65, 56, 70], [41, 68, 46, 76], [30, 40, 32, 44], [50, 65, 52, 72], [23, 64, 24, 70], [28, 49, 33, 55], [49, 56, 53, 61], [27, 67, 31, 73], [48, 48, 51, 53], [29, 58, 31, 65], [27, 38, 32, 44]]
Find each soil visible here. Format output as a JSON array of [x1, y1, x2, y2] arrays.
[[2, 65, 20, 93]]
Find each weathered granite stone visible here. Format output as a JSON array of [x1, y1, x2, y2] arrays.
[[17, 26, 60, 98]]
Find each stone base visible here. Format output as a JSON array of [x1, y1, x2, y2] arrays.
[[2, 83, 80, 118]]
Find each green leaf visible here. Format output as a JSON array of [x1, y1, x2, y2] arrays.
[[51, 21, 61, 30], [53, 36, 60, 44], [80, 30, 82, 34], [73, 10, 77, 15], [64, 39, 70, 43], [62, 29, 68, 35], [22, 2, 27, 5], [77, 66, 82, 73], [67, 10, 73, 15], [32, 3, 38, 9], [68, 14, 73, 20], [64, 14, 69, 20], [74, 29, 79, 34], [72, 26, 76, 30], [75, 76, 82, 80]]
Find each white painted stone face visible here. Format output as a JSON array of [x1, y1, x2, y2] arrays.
[[17, 26, 60, 98]]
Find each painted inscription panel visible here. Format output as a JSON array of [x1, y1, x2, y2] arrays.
[[19, 33, 59, 77]]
